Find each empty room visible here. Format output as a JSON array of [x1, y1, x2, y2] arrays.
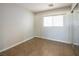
[[0, 3, 79, 56]]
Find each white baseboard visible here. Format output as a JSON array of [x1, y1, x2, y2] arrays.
[[1, 36, 78, 53], [73, 43, 79, 46], [35, 36, 72, 44], [35, 36, 79, 46], [0, 37, 34, 53]]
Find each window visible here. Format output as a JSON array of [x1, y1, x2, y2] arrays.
[[43, 15, 64, 27]]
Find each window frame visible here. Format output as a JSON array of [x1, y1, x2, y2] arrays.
[[43, 15, 64, 27]]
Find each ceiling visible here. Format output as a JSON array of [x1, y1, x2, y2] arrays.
[[17, 3, 72, 13]]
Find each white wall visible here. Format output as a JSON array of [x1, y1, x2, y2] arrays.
[[72, 13, 79, 46], [71, 4, 79, 46], [34, 7, 72, 44], [0, 4, 3, 51], [0, 4, 34, 51]]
